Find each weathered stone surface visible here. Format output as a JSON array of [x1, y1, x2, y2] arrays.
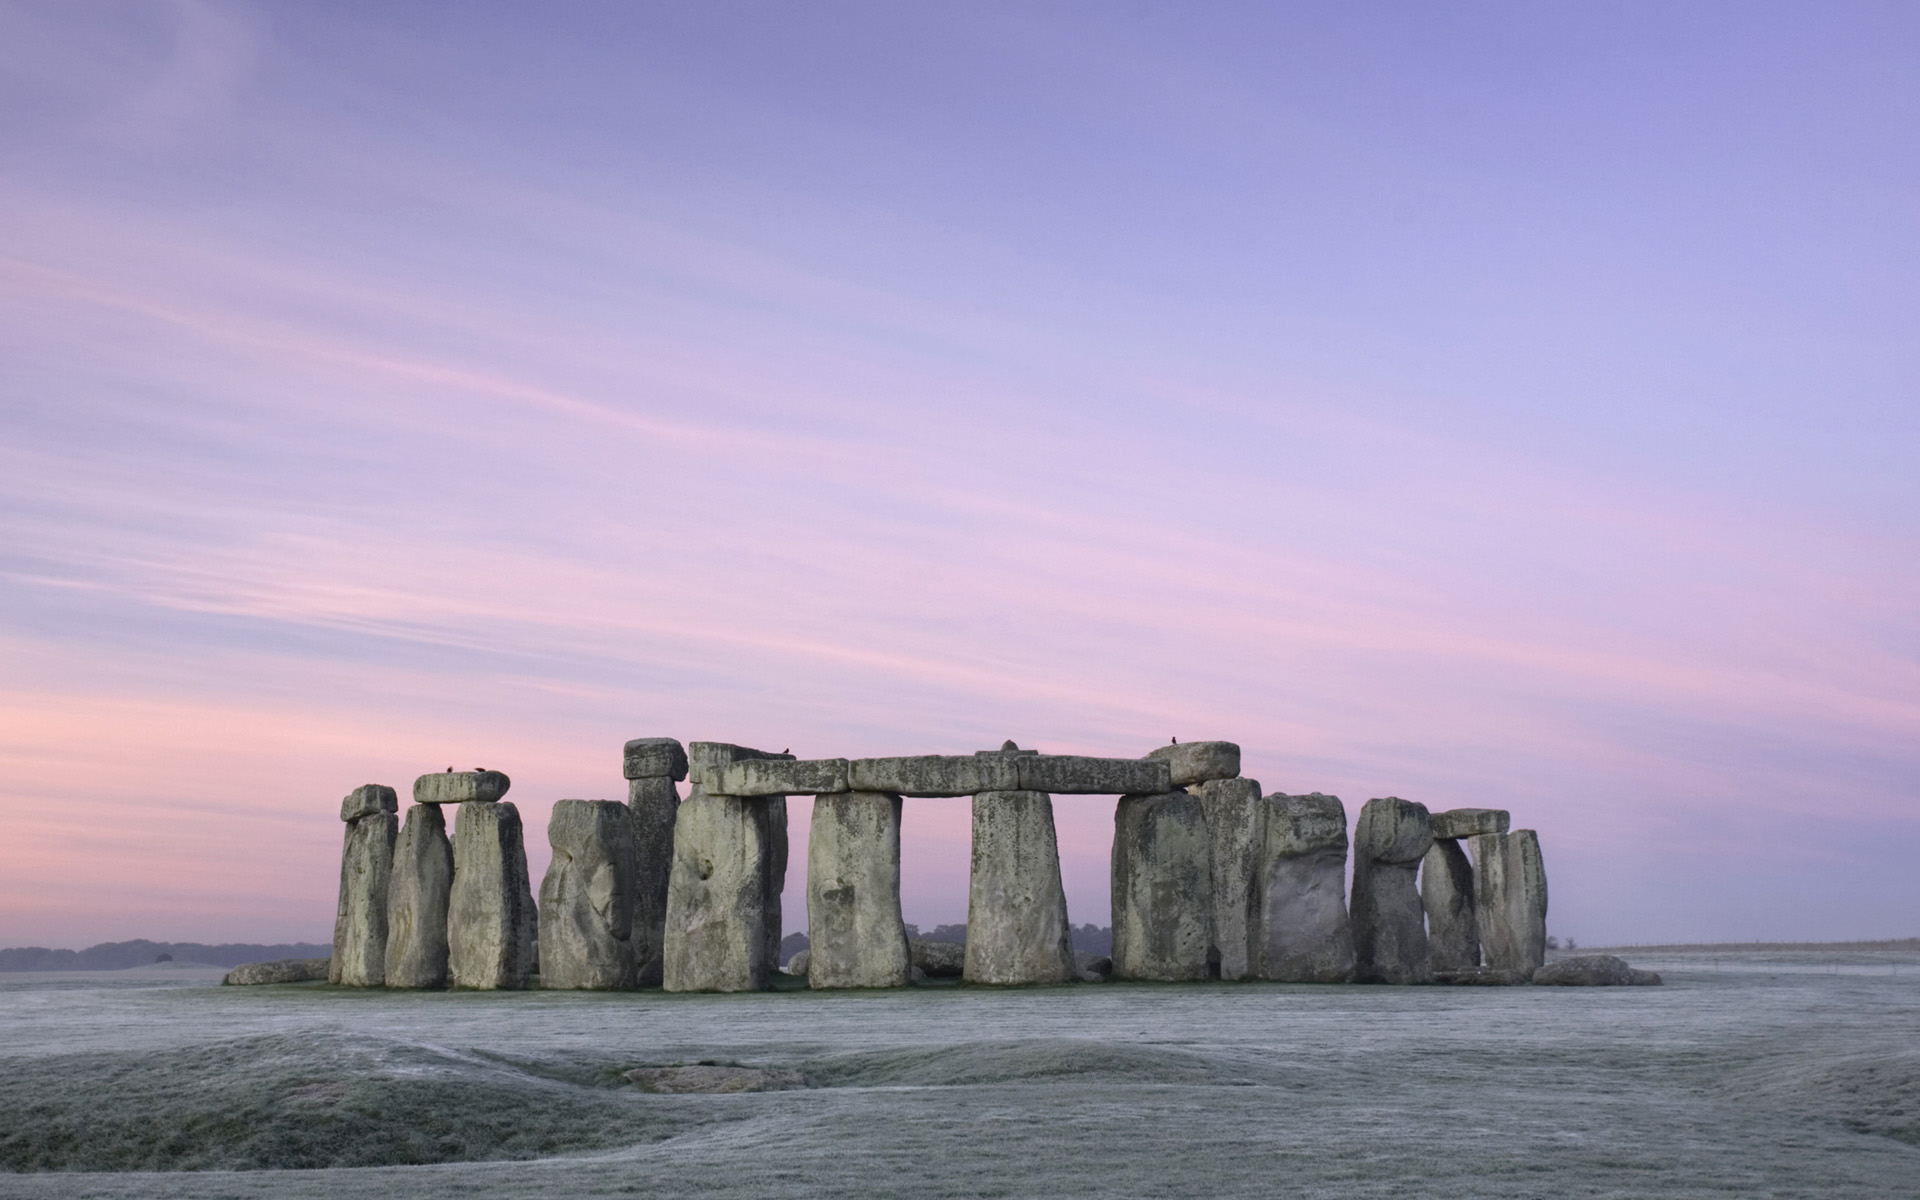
[[413, 770, 511, 806], [623, 737, 689, 781], [1433, 966, 1523, 986], [1471, 829, 1549, 980], [1017, 756, 1170, 796], [1110, 791, 1213, 982], [1351, 797, 1433, 984], [329, 807, 396, 987], [965, 790, 1075, 984], [909, 939, 965, 978], [340, 784, 398, 823], [624, 1065, 807, 1093], [848, 755, 1021, 797], [385, 803, 453, 988], [628, 775, 679, 987], [806, 791, 910, 989], [1075, 952, 1114, 980], [718, 757, 848, 797], [448, 801, 537, 990], [1145, 741, 1241, 787], [784, 948, 810, 977], [1422, 839, 1479, 972], [662, 785, 786, 992], [539, 800, 638, 989], [1255, 793, 1355, 983], [1429, 808, 1510, 840], [1193, 776, 1262, 981], [224, 958, 329, 985], [687, 742, 795, 791], [1532, 955, 1655, 986]]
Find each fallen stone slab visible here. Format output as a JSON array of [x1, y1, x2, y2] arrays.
[[385, 802, 454, 988], [1422, 838, 1479, 972], [848, 755, 1021, 797], [539, 799, 639, 989], [340, 783, 398, 823], [413, 770, 511, 806], [623, 1065, 808, 1093], [688, 742, 796, 791], [717, 757, 849, 797], [1432, 966, 1523, 986], [1111, 790, 1213, 982], [1016, 755, 1171, 796], [806, 791, 910, 989], [965, 790, 1076, 984], [628, 774, 680, 988], [1255, 793, 1355, 983], [448, 800, 538, 990], [909, 938, 965, 978], [1145, 741, 1241, 787], [1471, 829, 1549, 980], [1193, 776, 1262, 981], [663, 783, 788, 992], [1532, 954, 1660, 986], [330, 787, 397, 987], [1351, 797, 1434, 984], [223, 958, 330, 985], [1430, 808, 1510, 840], [623, 737, 689, 782]]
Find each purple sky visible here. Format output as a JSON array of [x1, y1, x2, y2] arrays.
[[1, 1, 1915, 948]]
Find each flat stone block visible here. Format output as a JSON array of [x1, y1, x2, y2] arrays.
[[385, 803, 453, 989], [965, 790, 1075, 984], [717, 757, 848, 797], [1145, 741, 1241, 787], [848, 755, 1020, 797], [1110, 790, 1213, 982], [539, 799, 638, 990], [329, 809, 395, 987], [1532, 955, 1637, 986], [224, 959, 330, 986], [340, 784, 398, 823], [1016, 755, 1170, 796], [1430, 808, 1510, 840], [1193, 777, 1263, 981], [623, 737, 689, 782], [448, 800, 537, 990], [806, 791, 910, 989], [413, 770, 510, 806], [1255, 793, 1355, 983], [687, 742, 794, 790]]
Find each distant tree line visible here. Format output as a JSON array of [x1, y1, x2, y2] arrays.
[[0, 940, 332, 972]]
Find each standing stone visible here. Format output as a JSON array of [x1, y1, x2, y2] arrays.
[[539, 800, 638, 989], [1193, 776, 1262, 980], [624, 737, 688, 987], [965, 790, 1075, 985], [448, 801, 537, 989], [385, 803, 454, 988], [662, 784, 787, 992], [1110, 790, 1214, 982], [806, 791, 910, 989], [1470, 829, 1549, 980], [1422, 839, 1479, 972], [1255, 792, 1356, 982], [330, 785, 398, 987], [1350, 796, 1434, 984]]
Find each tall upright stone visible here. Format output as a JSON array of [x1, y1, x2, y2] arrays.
[[1421, 839, 1479, 972], [965, 789, 1075, 985], [806, 791, 910, 989], [539, 800, 638, 989], [330, 785, 398, 986], [1110, 790, 1214, 981], [385, 802, 453, 988], [1471, 829, 1549, 979], [1193, 776, 1262, 980], [448, 800, 537, 990], [662, 782, 788, 992], [1350, 796, 1433, 984], [624, 737, 687, 986], [1255, 792, 1356, 982]]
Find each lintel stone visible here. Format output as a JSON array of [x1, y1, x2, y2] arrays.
[[848, 755, 1020, 797], [413, 771, 510, 806], [688, 742, 795, 791], [716, 757, 848, 797], [1430, 808, 1510, 840], [1016, 755, 1170, 796], [1145, 741, 1241, 787], [623, 738, 689, 782], [341, 784, 398, 823]]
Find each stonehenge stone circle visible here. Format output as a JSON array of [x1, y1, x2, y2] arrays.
[[1146, 740, 1241, 787], [1471, 829, 1549, 979], [538, 799, 638, 989], [965, 788, 1075, 984], [1110, 789, 1214, 981], [663, 746, 791, 991], [1192, 775, 1262, 981], [330, 784, 397, 987], [805, 791, 911, 989], [448, 798, 538, 989], [385, 801, 454, 988], [624, 737, 687, 987], [414, 770, 510, 806], [1421, 837, 1480, 972], [1255, 792, 1356, 982], [1350, 796, 1434, 984]]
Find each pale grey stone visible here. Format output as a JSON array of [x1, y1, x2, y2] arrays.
[[1145, 741, 1241, 787], [909, 938, 965, 977], [662, 784, 786, 992], [1110, 790, 1213, 982], [1532, 955, 1641, 986], [1255, 793, 1355, 983], [1421, 839, 1479, 972], [1193, 776, 1262, 981], [1471, 830, 1548, 979], [687, 742, 795, 791], [628, 775, 679, 987], [964, 790, 1075, 984], [1016, 755, 1171, 796], [785, 948, 810, 977], [329, 807, 396, 987], [413, 770, 511, 806], [224, 958, 329, 985], [718, 757, 849, 797], [448, 800, 537, 990], [1351, 797, 1433, 984], [384, 803, 453, 988], [623, 737, 688, 781], [538, 800, 638, 990], [623, 1065, 807, 1093], [1429, 808, 1510, 840], [339, 784, 397, 823], [806, 791, 910, 989], [848, 755, 1021, 797]]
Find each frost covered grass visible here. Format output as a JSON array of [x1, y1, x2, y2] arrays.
[[0, 951, 1915, 1196]]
